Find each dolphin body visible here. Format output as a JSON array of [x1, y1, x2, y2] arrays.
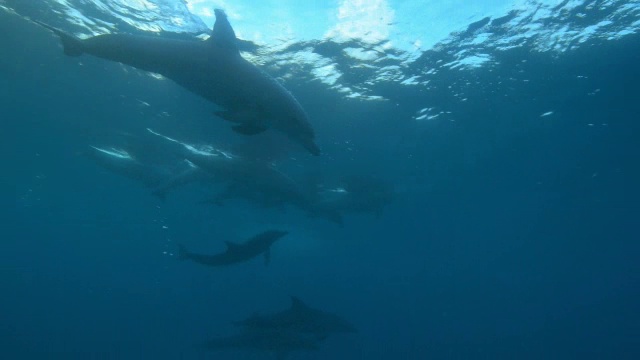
[[36, 9, 321, 155], [235, 296, 357, 340], [178, 230, 288, 267]]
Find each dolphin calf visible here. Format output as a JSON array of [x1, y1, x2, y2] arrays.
[[178, 230, 288, 267], [36, 9, 321, 155]]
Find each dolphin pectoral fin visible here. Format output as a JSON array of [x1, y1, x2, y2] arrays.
[[232, 123, 268, 135], [264, 248, 271, 266], [35, 21, 84, 56]]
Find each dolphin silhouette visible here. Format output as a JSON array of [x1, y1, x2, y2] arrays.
[[235, 296, 357, 339], [35, 9, 321, 155], [178, 230, 288, 267]]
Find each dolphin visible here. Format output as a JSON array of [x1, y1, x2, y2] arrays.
[[235, 296, 357, 339], [178, 230, 288, 267], [35, 9, 321, 155]]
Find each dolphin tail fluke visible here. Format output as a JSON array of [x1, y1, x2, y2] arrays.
[[34, 21, 84, 57]]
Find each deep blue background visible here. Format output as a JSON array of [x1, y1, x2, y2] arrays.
[[2, 6, 640, 359]]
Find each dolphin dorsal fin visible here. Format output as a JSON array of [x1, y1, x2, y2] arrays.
[[290, 296, 309, 312], [209, 9, 238, 53]]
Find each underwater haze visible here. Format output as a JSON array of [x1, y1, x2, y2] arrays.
[[3, 0, 640, 359]]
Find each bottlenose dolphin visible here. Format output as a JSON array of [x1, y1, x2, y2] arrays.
[[235, 296, 357, 339], [178, 230, 288, 267], [35, 9, 321, 155]]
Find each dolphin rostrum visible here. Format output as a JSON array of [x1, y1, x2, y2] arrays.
[[178, 230, 288, 267], [35, 9, 321, 155]]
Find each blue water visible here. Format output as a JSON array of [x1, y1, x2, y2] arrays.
[[3, 0, 640, 359]]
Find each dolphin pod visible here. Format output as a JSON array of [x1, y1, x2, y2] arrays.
[[33, 9, 376, 358], [36, 9, 321, 156], [205, 296, 356, 359]]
